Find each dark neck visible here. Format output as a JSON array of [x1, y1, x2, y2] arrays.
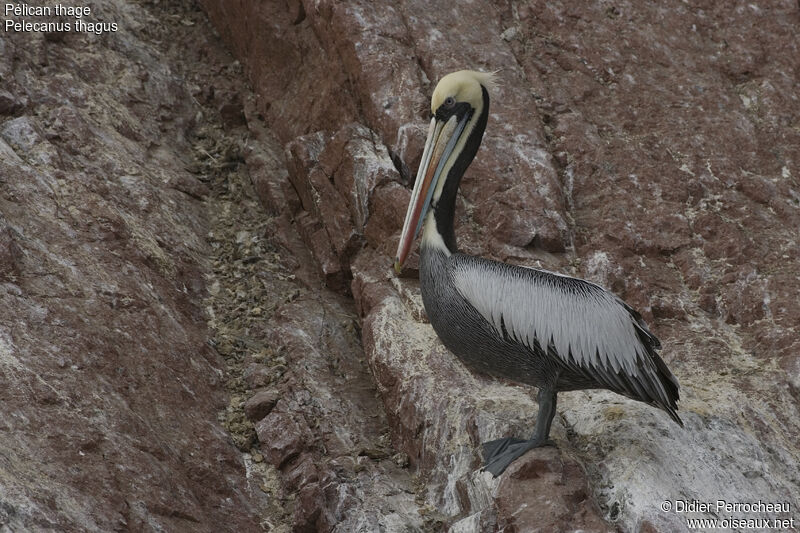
[[431, 86, 490, 253]]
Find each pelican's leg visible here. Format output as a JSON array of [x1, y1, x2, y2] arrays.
[[482, 387, 557, 477]]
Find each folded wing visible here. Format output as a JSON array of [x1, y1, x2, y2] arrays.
[[450, 254, 681, 424]]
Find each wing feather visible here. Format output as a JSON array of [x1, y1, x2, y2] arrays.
[[451, 255, 642, 372], [450, 254, 681, 424]]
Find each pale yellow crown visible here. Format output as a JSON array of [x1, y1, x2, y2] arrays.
[[430, 70, 497, 113]]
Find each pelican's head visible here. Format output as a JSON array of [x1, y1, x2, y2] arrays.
[[394, 70, 495, 272]]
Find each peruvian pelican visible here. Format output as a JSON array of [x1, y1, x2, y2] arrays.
[[394, 70, 682, 476]]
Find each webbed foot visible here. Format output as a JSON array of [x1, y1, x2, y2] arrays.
[[481, 436, 555, 477]]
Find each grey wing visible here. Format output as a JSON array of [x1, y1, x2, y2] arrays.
[[449, 254, 681, 424]]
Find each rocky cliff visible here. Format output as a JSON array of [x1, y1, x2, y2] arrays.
[[199, 0, 800, 531], [2, 0, 799, 532], [0, 1, 268, 530], [0, 0, 297, 530]]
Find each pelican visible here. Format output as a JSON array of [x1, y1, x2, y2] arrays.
[[394, 70, 682, 476]]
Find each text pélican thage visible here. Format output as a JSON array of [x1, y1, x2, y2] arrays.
[[4, 3, 118, 35]]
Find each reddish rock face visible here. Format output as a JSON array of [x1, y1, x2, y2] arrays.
[[496, 448, 615, 532], [244, 389, 280, 422], [8, 0, 794, 531], [282, 124, 401, 290], [0, 2, 266, 531]]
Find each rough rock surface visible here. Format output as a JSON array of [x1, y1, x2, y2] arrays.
[[4, 0, 800, 532], [200, 0, 800, 531], [204, 124, 425, 531], [3, 1, 428, 530], [0, 1, 267, 531]]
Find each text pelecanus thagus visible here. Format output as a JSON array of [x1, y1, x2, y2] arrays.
[[394, 70, 682, 476]]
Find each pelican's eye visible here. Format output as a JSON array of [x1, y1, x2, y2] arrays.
[[443, 96, 456, 108]]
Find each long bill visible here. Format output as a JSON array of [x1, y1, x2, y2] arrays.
[[394, 114, 469, 273]]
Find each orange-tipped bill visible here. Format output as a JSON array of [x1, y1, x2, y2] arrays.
[[394, 114, 468, 273]]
